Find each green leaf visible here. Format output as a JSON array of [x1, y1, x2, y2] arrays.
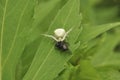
[[95, 6, 119, 24], [27, 0, 61, 44], [97, 68, 120, 80], [80, 0, 96, 24], [92, 32, 120, 67], [70, 23, 120, 65], [15, 0, 64, 79], [79, 60, 102, 80], [78, 22, 120, 44], [0, 0, 34, 80], [23, 0, 82, 80], [54, 64, 76, 80], [33, 0, 60, 27]]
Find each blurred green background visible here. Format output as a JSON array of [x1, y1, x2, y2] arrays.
[[1, 0, 120, 80]]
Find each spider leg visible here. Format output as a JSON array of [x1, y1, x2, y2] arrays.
[[41, 34, 58, 42], [61, 28, 72, 41], [66, 28, 73, 34]]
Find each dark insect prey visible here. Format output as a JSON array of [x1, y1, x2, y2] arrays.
[[55, 41, 68, 51]]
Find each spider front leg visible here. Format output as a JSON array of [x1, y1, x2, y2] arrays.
[[61, 28, 72, 41], [42, 34, 59, 42]]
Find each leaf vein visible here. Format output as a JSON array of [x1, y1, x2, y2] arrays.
[[1, 0, 8, 71], [32, 47, 54, 80]]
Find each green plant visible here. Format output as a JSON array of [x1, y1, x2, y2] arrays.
[[1, 0, 120, 80]]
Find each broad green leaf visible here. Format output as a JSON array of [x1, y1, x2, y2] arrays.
[[27, 0, 61, 44], [23, 0, 82, 80], [78, 22, 120, 44], [92, 32, 120, 67], [0, 0, 35, 80], [15, 0, 64, 79], [15, 39, 41, 80], [70, 23, 120, 65], [33, 0, 60, 27]]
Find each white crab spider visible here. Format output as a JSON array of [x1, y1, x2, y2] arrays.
[[42, 28, 72, 51], [43, 28, 72, 42]]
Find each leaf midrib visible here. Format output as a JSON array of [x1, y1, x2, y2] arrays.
[[1, 0, 8, 74], [0, 0, 8, 79], [31, 47, 54, 80]]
